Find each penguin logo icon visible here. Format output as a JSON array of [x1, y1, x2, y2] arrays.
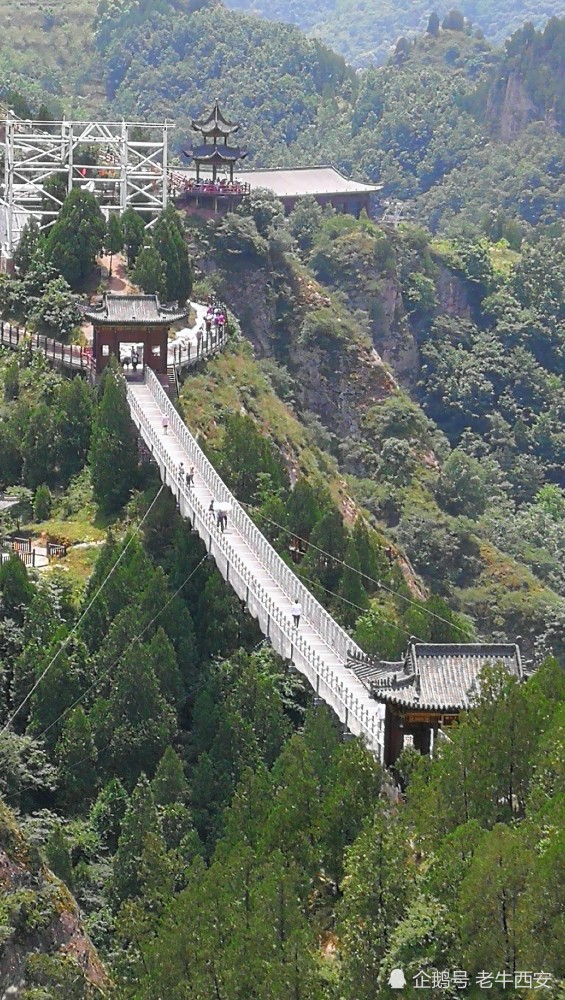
[[389, 969, 406, 989]]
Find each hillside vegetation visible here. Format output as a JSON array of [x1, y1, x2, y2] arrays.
[[225, 0, 562, 66]]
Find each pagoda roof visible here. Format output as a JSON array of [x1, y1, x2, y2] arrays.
[[351, 642, 524, 712], [192, 100, 240, 137], [188, 144, 247, 164], [85, 294, 187, 326]]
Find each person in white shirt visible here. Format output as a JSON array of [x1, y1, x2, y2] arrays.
[[291, 599, 302, 628]]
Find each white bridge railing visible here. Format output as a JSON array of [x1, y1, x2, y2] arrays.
[[128, 368, 385, 757]]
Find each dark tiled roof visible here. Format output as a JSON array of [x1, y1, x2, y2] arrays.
[[189, 144, 246, 162], [353, 643, 523, 711], [192, 100, 239, 136], [85, 294, 187, 326]]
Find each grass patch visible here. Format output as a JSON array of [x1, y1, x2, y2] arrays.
[[488, 240, 520, 278]]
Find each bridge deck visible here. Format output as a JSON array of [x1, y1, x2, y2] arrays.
[[128, 370, 385, 758]]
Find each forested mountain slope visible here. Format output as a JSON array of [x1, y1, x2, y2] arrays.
[[224, 0, 562, 66]]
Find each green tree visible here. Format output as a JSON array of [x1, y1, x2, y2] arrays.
[[287, 195, 323, 252], [121, 207, 146, 267], [45, 188, 106, 287], [54, 376, 94, 483], [56, 706, 98, 811], [22, 404, 56, 488], [102, 640, 177, 784], [339, 537, 369, 626], [13, 218, 42, 275], [286, 477, 330, 541], [220, 412, 288, 504], [112, 774, 162, 905], [33, 484, 52, 521], [152, 746, 189, 806], [458, 824, 527, 978], [0, 553, 34, 618], [88, 362, 138, 513], [426, 11, 440, 35], [437, 449, 488, 517], [152, 205, 193, 302], [91, 777, 129, 852], [442, 8, 465, 30], [338, 805, 409, 1000], [29, 276, 81, 341], [132, 240, 166, 297]]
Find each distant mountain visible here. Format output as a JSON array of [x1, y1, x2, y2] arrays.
[[224, 0, 564, 67]]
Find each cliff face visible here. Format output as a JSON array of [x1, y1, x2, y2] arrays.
[[487, 71, 540, 141], [209, 261, 398, 439], [435, 265, 472, 319], [0, 803, 108, 999]]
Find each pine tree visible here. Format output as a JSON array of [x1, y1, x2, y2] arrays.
[[339, 537, 369, 626], [121, 207, 146, 267], [56, 707, 98, 811], [144, 627, 184, 708], [152, 746, 189, 806], [426, 11, 440, 35], [33, 484, 52, 522], [88, 361, 138, 513], [103, 640, 177, 784], [112, 775, 162, 905], [337, 805, 409, 1000], [132, 240, 166, 297], [45, 188, 106, 287], [153, 205, 193, 303], [13, 218, 42, 275], [54, 376, 94, 484], [91, 777, 129, 852]]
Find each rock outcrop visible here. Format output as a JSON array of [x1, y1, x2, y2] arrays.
[[0, 802, 109, 999], [487, 71, 540, 142]]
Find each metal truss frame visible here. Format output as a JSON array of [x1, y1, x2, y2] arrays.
[[1, 113, 172, 255]]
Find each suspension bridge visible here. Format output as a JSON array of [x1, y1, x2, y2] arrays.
[[127, 367, 386, 757]]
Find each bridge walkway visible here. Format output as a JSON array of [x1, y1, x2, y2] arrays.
[[128, 368, 385, 758]]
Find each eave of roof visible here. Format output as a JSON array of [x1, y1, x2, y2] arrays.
[[236, 164, 382, 198], [85, 294, 187, 326], [192, 101, 239, 134], [191, 145, 246, 162]]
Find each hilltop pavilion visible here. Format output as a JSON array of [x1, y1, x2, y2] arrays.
[[176, 102, 381, 218]]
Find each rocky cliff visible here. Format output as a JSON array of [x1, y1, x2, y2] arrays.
[[0, 802, 109, 999], [204, 257, 398, 439], [487, 71, 541, 141]]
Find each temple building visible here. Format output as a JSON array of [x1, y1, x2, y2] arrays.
[[350, 641, 525, 767], [175, 103, 380, 218], [85, 293, 186, 380], [236, 165, 381, 217]]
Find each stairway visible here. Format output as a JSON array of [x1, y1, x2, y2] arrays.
[[167, 363, 178, 397]]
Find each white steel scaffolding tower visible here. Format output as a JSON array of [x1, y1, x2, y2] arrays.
[[0, 113, 172, 257]]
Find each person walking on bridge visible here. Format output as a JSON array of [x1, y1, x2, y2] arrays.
[[161, 414, 169, 434], [291, 599, 302, 628]]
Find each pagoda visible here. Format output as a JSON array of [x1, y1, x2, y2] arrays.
[[185, 100, 247, 183]]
